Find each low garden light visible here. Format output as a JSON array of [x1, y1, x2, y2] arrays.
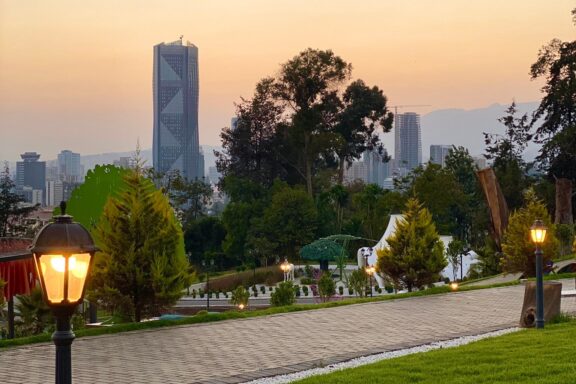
[[238, 303, 245, 310], [280, 259, 290, 281], [450, 282, 459, 291], [30, 202, 97, 384], [530, 219, 547, 329]]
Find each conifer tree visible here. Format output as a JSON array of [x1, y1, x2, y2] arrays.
[[92, 168, 192, 322], [376, 198, 446, 292], [501, 189, 559, 277]]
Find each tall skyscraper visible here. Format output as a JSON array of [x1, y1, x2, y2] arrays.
[[152, 38, 203, 180], [430, 145, 452, 167], [394, 112, 422, 172], [16, 152, 46, 205], [57, 150, 82, 182]]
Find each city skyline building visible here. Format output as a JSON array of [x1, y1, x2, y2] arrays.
[[152, 38, 203, 180], [16, 152, 46, 206], [429, 145, 452, 167], [45, 180, 64, 207], [57, 149, 82, 183], [363, 149, 390, 186], [394, 112, 422, 173]]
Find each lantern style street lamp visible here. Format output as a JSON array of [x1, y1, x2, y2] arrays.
[[31, 202, 97, 384], [365, 265, 375, 297], [530, 219, 547, 329]]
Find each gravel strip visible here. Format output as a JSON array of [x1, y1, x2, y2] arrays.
[[242, 327, 521, 384]]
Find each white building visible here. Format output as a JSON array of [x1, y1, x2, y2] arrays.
[[45, 180, 64, 207]]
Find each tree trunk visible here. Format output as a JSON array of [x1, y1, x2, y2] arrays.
[[338, 158, 345, 185], [477, 168, 509, 251], [554, 178, 573, 224], [304, 132, 313, 196]]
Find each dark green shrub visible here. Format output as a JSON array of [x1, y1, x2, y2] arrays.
[[384, 285, 394, 293], [338, 286, 344, 295], [304, 265, 314, 278], [230, 286, 249, 307], [207, 266, 284, 292], [300, 277, 314, 285], [270, 281, 296, 307], [268, 286, 273, 292], [302, 285, 309, 296], [348, 269, 368, 297], [192, 289, 197, 298], [260, 286, 266, 294], [348, 287, 354, 295], [294, 285, 301, 297], [318, 273, 336, 302]]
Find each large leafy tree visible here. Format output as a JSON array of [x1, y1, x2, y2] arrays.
[[483, 103, 532, 211], [261, 183, 318, 261], [444, 147, 490, 246], [274, 49, 352, 195], [216, 78, 290, 187], [0, 163, 37, 237], [92, 168, 192, 322], [65, 164, 127, 230], [352, 183, 385, 240], [218, 49, 392, 196], [184, 216, 227, 267], [501, 189, 559, 277], [333, 80, 393, 184], [530, 31, 576, 180], [376, 198, 446, 292], [411, 163, 468, 236]]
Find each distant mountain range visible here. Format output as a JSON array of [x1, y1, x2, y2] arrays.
[[60, 101, 540, 174], [420, 101, 540, 160], [78, 145, 222, 175]]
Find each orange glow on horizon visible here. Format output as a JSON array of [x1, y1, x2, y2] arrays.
[[0, 0, 574, 161]]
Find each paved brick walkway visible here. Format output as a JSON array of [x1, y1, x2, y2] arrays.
[[2, 283, 575, 384]]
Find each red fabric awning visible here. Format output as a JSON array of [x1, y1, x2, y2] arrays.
[[0, 259, 37, 300], [0, 238, 37, 300]]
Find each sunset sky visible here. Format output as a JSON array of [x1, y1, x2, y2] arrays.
[[1, 0, 574, 162]]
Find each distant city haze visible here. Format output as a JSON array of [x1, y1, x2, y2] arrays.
[[1, 0, 574, 162]]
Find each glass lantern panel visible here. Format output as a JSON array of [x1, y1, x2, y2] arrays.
[[39, 254, 66, 303], [67, 253, 91, 303]]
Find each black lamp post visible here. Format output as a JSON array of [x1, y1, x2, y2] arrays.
[[30, 202, 97, 384], [530, 219, 547, 329], [365, 265, 375, 297]]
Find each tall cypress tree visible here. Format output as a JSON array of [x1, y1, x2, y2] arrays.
[[92, 169, 191, 322], [376, 198, 446, 292]]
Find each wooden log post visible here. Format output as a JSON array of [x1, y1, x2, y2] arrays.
[[477, 168, 509, 250], [555, 178, 573, 225]]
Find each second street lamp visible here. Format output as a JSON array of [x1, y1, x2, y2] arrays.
[[31, 202, 97, 384], [365, 265, 375, 297], [530, 219, 547, 329]]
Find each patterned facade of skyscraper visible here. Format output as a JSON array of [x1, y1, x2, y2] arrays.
[[153, 39, 203, 180]]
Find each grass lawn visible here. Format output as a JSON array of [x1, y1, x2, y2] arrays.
[[295, 321, 576, 384]]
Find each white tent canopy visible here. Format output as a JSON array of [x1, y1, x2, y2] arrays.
[[357, 214, 477, 288]]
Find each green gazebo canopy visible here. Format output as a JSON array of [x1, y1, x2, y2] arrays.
[[300, 239, 345, 261]]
